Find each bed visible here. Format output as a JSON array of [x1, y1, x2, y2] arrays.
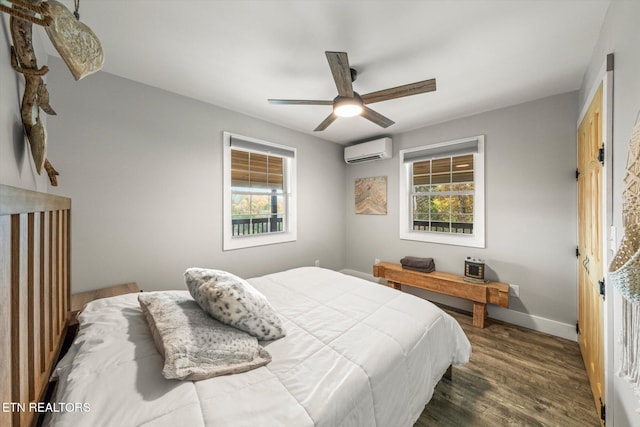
[[1, 184, 471, 426]]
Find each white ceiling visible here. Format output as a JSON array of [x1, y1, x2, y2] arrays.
[[48, 0, 610, 144]]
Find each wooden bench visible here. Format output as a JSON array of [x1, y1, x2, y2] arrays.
[[373, 262, 509, 328]]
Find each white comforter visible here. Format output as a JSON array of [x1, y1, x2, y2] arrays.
[[47, 267, 471, 427]]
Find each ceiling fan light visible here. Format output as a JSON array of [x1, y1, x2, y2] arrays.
[[334, 103, 362, 117], [333, 95, 363, 117]]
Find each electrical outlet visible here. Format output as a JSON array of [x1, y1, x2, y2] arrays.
[[375, 258, 380, 265], [315, 259, 320, 267], [509, 284, 520, 297]]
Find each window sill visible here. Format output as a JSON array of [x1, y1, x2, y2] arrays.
[[399, 229, 485, 248], [223, 231, 297, 251]]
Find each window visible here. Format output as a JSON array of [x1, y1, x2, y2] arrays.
[[399, 135, 485, 248], [223, 132, 296, 250]]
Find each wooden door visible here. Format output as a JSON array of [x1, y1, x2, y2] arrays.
[[577, 83, 604, 425]]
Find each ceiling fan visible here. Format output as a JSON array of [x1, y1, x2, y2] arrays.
[[268, 51, 436, 131]]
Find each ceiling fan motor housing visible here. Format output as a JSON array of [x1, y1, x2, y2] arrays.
[[333, 93, 363, 117], [350, 68, 357, 83]]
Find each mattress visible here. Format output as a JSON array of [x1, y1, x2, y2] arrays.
[[47, 267, 471, 427]]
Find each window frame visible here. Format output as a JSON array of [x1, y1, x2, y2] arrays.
[[399, 135, 485, 248], [222, 132, 297, 251]]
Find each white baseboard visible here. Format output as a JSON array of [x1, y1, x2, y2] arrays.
[[341, 269, 578, 342], [487, 306, 577, 342], [424, 290, 578, 342]]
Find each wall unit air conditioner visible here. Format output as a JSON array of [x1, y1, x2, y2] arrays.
[[344, 137, 392, 164]]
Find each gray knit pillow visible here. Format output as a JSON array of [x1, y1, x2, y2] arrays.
[[184, 268, 286, 340], [138, 291, 271, 380]]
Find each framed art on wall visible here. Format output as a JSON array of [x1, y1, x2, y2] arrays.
[[355, 176, 387, 215]]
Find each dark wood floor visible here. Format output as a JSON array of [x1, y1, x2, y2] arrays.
[[416, 307, 601, 427]]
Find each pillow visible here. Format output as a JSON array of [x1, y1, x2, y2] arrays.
[[184, 268, 286, 340], [138, 291, 271, 380]]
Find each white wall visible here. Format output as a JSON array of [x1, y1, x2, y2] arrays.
[[0, 16, 50, 191], [580, 1, 640, 425], [344, 92, 579, 339], [47, 57, 346, 293]]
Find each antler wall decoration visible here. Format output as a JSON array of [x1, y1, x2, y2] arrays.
[[1, 0, 104, 186]]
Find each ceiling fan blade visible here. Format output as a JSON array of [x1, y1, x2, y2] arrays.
[[314, 113, 337, 131], [361, 106, 395, 128], [361, 78, 436, 104], [325, 51, 354, 97], [268, 99, 333, 105]]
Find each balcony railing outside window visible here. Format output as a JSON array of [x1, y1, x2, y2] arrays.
[[412, 220, 473, 234], [232, 217, 284, 236]]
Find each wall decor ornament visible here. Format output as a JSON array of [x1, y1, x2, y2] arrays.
[[610, 119, 640, 300], [609, 117, 640, 404], [355, 176, 387, 215], [0, 0, 104, 186]]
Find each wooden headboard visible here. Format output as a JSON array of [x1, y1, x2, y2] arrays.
[[0, 184, 71, 427]]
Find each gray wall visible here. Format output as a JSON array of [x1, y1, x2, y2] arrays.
[[46, 55, 581, 340], [47, 57, 346, 293], [0, 16, 49, 191], [345, 92, 578, 337], [580, 1, 640, 425]]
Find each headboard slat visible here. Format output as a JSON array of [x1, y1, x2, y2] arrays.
[[27, 213, 35, 402], [39, 212, 46, 375], [49, 210, 56, 354], [10, 214, 22, 427], [1, 216, 12, 427], [1, 185, 71, 427]]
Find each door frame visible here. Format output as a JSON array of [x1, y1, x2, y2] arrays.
[[577, 53, 613, 426]]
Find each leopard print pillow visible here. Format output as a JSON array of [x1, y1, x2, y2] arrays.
[[184, 268, 286, 340]]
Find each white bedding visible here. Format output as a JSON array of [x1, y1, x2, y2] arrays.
[[47, 267, 471, 427]]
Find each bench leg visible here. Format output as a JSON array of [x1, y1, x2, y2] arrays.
[[472, 303, 487, 328], [387, 281, 402, 290]]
